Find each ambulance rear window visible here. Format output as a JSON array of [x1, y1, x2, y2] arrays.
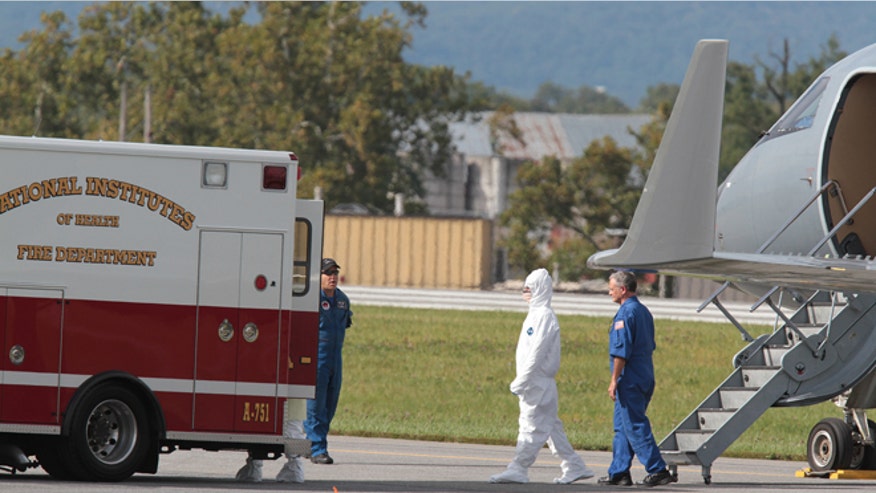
[[292, 218, 312, 296]]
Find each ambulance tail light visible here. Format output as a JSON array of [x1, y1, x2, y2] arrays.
[[263, 165, 287, 191]]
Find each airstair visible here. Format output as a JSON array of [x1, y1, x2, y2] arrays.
[[659, 287, 876, 484], [658, 180, 876, 483]]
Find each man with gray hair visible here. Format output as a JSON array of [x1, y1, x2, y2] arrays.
[[598, 270, 676, 487]]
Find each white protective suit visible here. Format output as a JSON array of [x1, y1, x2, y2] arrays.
[[236, 400, 306, 483], [489, 268, 594, 484]]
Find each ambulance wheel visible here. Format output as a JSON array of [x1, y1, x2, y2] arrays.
[[807, 417, 853, 472], [37, 443, 77, 480], [66, 384, 151, 481]]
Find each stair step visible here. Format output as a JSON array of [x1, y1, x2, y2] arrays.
[[696, 408, 736, 430], [786, 323, 824, 344], [660, 450, 698, 466], [808, 302, 844, 325], [719, 387, 757, 408], [762, 345, 789, 365], [741, 366, 779, 387], [675, 429, 713, 450]]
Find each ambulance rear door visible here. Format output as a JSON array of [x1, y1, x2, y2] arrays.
[[194, 230, 284, 433], [287, 200, 324, 396]]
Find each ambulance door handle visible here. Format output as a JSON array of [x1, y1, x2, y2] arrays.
[[242, 322, 259, 343], [9, 344, 25, 365], [218, 319, 234, 342]]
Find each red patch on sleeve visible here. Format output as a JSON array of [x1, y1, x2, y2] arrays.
[[614, 320, 624, 330]]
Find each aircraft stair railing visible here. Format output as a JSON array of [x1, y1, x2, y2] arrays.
[[753, 287, 831, 358], [659, 289, 876, 484], [697, 281, 755, 343], [756, 179, 844, 255], [697, 180, 870, 362], [696, 180, 847, 342], [805, 185, 876, 257]]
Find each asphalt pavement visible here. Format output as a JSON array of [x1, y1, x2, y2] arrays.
[[3, 435, 875, 492]]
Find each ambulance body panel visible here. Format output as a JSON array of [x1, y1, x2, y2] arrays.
[[0, 136, 322, 481]]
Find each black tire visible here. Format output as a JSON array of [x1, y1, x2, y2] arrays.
[[807, 417, 853, 472], [63, 384, 152, 481], [37, 440, 77, 480]]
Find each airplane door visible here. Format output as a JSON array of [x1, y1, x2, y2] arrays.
[[194, 231, 283, 432], [1, 288, 62, 424]]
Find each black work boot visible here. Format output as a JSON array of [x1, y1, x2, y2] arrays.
[[640, 469, 678, 487], [597, 472, 633, 486]]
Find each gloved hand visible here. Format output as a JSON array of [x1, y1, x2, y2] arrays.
[[509, 378, 525, 395]]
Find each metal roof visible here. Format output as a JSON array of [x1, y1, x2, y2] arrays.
[[450, 111, 652, 161]]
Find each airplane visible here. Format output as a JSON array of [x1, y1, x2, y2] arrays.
[[587, 39, 876, 483]]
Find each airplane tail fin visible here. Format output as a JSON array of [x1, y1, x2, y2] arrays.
[[589, 39, 728, 270]]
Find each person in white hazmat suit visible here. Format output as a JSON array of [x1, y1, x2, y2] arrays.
[[235, 399, 307, 483], [489, 268, 594, 484]]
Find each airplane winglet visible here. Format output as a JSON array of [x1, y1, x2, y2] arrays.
[[588, 39, 728, 270]]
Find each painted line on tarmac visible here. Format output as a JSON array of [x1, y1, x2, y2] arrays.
[[333, 447, 801, 481], [333, 447, 509, 463]]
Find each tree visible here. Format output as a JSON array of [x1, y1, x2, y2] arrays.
[[205, 2, 474, 212], [637, 83, 678, 114], [530, 81, 629, 114], [0, 1, 476, 214], [498, 135, 645, 278], [0, 11, 76, 137], [720, 60, 775, 180]]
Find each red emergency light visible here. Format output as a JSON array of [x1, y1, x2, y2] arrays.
[[262, 165, 287, 190]]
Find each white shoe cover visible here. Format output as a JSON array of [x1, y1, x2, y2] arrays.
[[276, 457, 305, 483], [235, 457, 263, 482], [553, 466, 595, 484], [489, 468, 529, 484]]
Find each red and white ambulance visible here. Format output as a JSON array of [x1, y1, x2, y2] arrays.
[[0, 135, 323, 481]]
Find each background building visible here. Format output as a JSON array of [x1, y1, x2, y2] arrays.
[[422, 111, 652, 219]]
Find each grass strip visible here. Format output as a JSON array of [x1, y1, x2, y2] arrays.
[[333, 304, 836, 461]]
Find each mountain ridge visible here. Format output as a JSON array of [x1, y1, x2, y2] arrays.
[[2, 2, 874, 106]]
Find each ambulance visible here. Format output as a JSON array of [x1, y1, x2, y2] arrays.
[[0, 135, 323, 481]]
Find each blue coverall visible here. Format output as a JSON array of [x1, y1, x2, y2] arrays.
[[304, 287, 353, 457], [607, 295, 667, 477]]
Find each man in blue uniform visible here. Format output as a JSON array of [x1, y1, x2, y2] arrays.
[[305, 258, 353, 464], [598, 271, 676, 487]]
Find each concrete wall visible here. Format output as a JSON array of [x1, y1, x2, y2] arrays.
[[323, 215, 493, 289]]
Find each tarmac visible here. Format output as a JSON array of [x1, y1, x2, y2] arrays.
[[3, 435, 876, 492]]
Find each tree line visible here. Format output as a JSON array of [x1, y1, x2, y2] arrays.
[[0, 2, 848, 278], [0, 2, 473, 213]]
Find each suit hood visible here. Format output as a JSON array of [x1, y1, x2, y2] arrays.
[[524, 268, 552, 309]]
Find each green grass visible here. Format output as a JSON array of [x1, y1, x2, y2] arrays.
[[332, 305, 838, 461]]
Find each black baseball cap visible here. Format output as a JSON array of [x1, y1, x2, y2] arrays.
[[321, 258, 341, 273]]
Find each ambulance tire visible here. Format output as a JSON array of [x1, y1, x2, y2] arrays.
[[65, 384, 152, 482], [37, 442, 78, 480]]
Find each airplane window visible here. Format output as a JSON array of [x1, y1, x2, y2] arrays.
[[760, 77, 829, 143]]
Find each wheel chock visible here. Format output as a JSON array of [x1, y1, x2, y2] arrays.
[[796, 467, 830, 478], [796, 467, 876, 480]]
